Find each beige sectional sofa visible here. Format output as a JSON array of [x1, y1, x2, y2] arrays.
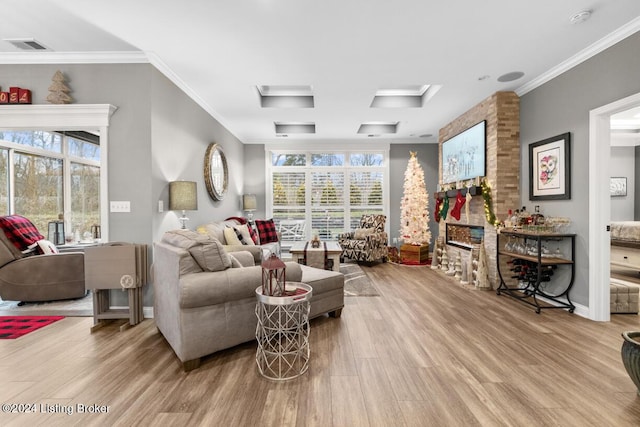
[[153, 229, 344, 371]]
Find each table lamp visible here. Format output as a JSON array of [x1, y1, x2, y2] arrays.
[[170, 181, 198, 229], [243, 194, 257, 223]]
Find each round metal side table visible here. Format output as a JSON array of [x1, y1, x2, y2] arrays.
[[255, 282, 312, 381]]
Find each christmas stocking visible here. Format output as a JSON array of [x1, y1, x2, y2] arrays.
[[451, 190, 466, 221], [440, 196, 450, 220], [434, 196, 443, 222]]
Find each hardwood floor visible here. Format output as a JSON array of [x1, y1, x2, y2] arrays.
[[2, 263, 640, 426]]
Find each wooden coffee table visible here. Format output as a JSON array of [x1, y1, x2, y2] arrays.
[[289, 241, 342, 272]]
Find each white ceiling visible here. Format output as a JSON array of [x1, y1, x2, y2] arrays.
[[1, 1, 640, 145]]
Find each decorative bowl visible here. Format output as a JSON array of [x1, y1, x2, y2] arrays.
[[621, 331, 640, 395]]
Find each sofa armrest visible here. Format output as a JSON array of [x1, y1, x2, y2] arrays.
[[0, 253, 84, 286]]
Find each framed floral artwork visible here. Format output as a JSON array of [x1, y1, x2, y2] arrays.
[[529, 132, 571, 200], [610, 177, 627, 197]]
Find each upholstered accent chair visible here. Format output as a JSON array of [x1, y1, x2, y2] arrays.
[[338, 214, 388, 263], [0, 215, 85, 303]]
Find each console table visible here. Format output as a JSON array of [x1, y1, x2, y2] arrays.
[[290, 241, 341, 272], [496, 229, 576, 313]]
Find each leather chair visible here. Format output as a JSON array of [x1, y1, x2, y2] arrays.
[[338, 214, 388, 263], [0, 217, 85, 303]]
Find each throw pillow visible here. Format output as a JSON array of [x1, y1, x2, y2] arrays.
[[0, 215, 45, 252], [354, 228, 373, 240], [37, 239, 59, 254], [228, 250, 255, 268], [234, 224, 255, 246], [255, 219, 278, 244], [247, 226, 259, 244], [162, 229, 231, 272], [223, 226, 243, 246]]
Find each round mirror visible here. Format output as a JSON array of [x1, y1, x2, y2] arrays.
[[204, 143, 228, 201]]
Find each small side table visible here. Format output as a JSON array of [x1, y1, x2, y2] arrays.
[[255, 282, 312, 381]]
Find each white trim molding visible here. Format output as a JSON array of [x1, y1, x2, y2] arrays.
[[0, 103, 117, 241], [517, 16, 640, 96]]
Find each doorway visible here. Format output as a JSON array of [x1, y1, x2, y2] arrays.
[[589, 91, 640, 321]]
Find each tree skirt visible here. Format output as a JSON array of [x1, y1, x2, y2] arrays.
[[0, 315, 64, 339]]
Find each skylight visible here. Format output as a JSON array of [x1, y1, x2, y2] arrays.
[[357, 122, 398, 134], [274, 122, 316, 135], [370, 85, 442, 108], [257, 85, 314, 108]]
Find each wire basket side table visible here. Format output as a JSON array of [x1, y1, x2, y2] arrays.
[[255, 282, 312, 381]]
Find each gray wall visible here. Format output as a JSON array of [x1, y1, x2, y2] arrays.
[[610, 146, 635, 221], [0, 63, 245, 306], [520, 31, 640, 306]]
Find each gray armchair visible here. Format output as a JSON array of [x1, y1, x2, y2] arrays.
[[0, 227, 85, 303]]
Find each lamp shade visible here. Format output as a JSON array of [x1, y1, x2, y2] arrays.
[[243, 194, 257, 211], [169, 181, 198, 211]]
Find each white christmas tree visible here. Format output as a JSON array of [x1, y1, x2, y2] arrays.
[[399, 151, 431, 245]]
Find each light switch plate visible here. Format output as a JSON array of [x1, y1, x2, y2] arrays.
[[158, 200, 164, 213], [110, 201, 131, 213]]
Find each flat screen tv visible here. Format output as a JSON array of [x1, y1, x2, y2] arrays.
[[441, 120, 486, 184]]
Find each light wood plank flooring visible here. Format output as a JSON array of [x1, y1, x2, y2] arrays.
[[1, 263, 640, 426]]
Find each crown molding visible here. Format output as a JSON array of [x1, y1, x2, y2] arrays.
[[0, 51, 149, 64], [516, 16, 640, 96], [145, 51, 241, 142]]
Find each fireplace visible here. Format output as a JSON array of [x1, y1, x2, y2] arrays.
[[446, 223, 484, 250]]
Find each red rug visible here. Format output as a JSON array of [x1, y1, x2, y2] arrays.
[[0, 315, 64, 339]]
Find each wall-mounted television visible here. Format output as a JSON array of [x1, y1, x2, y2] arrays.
[[441, 120, 486, 184]]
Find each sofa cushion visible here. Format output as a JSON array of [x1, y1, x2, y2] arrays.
[[299, 264, 344, 294], [354, 228, 373, 240], [255, 219, 278, 244]]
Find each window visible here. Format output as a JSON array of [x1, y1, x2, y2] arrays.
[[0, 130, 100, 235], [267, 148, 388, 242]]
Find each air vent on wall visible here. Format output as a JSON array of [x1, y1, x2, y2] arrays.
[[3, 38, 50, 51]]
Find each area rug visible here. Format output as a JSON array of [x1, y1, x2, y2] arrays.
[[340, 262, 380, 297], [0, 315, 64, 339], [0, 292, 92, 317]]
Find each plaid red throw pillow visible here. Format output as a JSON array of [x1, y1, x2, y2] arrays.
[[255, 219, 278, 244], [0, 215, 45, 252]]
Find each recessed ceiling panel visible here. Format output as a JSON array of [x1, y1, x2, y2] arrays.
[[357, 122, 398, 134], [258, 85, 314, 108], [274, 122, 316, 134]]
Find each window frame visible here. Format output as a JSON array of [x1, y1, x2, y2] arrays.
[[0, 104, 116, 240], [265, 143, 390, 242]]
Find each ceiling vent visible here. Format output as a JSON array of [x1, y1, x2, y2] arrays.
[[370, 85, 442, 108], [3, 38, 50, 51], [258, 85, 314, 108]]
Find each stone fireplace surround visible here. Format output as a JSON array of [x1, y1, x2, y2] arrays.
[[437, 91, 520, 288]]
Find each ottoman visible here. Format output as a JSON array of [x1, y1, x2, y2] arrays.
[[610, 279, 640, 314]]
